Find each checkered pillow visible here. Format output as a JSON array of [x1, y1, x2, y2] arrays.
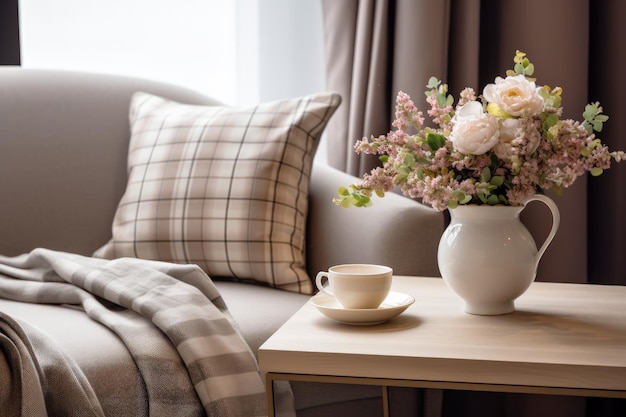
[[94, 91, 341, 294]]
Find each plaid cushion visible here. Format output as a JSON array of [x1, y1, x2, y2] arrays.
[[94, 91, 341, 294]]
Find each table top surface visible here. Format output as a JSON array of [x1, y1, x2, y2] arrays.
[[259, 276, 626, 394]]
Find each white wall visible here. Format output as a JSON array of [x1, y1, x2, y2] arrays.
[[19, 0, 326, 107]]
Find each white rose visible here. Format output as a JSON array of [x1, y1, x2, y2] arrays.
[[449, 101, 500, 155], [483, 75, 544, 116], [493, 118, 521, 160]]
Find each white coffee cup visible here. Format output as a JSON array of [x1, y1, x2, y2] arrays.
[[315, 264, 393, 309]]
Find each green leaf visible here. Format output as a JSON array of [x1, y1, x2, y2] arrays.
[[477, 192, 488, 204], [487, 194, 500, 205], [394, 173, 408, 184], [453, 191, 466, 202], [583, 103, 597, 121], [338, 186, 350, 197], [427, 76, 440, 89], [426, 133, 446, 151], [592, 121, 604, 132], [403, 153, 416, 167], [542, 113, 558, 131], [480, 167, 492, 183], [460, 194, 472, 204], [448, 199, 458, 209], [397, 165, 410, 175], [490, 175, 504, 186], [591, 167, 603, 176], [490, 153, 499, 169], [353, 194, 371, 207], [340, 197, 352, 208]]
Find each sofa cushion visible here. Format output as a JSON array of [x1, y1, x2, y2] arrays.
[[94, 91, 341, 294]]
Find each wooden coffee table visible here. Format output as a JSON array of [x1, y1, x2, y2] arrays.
[[258, 276, 626, 416]]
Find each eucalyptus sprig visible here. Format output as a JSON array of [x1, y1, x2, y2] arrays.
[[334, 185, 378, 208], [506, 50, 536, 81], [426, 76, 454, 107], [582, 102, 609, 134]]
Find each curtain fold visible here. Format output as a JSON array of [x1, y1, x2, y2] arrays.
[[588, 0, 626, 286], [0, 0, 20, 65], [321, 0, 626, 416]]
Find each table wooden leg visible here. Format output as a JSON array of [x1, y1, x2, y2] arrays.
[[382, 385, 390, 417], [266, 373, 276, 417]]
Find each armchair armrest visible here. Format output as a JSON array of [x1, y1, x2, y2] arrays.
[[306, 162, 445, 279]]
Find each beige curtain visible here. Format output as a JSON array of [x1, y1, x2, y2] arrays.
[[321, 0, 626, 416]]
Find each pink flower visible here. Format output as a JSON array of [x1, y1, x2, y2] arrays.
[[335, 51, 624, 211]]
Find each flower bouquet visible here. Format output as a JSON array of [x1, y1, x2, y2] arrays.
[[334, 51, 625, 212]]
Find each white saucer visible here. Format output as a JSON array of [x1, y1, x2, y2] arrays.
[[311, 291, 415, 325]]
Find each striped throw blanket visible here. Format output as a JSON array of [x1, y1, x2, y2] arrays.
[[0, 248, 275, 417]]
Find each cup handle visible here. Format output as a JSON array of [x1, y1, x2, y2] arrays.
[[315, 271, 334, 296], [526, 194, 561, 270]]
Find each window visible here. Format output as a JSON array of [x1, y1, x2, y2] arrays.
[[18, 0, 326, 106]]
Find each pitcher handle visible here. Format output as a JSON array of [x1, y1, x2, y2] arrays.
[[525, 194, 560, 269]]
